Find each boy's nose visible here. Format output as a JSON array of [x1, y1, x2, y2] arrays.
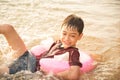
[[64, 36, 70, 41]]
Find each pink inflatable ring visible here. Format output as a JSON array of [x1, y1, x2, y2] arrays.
[[31, 45, 96, 74]]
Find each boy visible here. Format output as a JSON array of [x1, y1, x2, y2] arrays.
[[0, 14, 84, 80]]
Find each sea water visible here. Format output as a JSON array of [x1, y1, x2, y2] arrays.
[[0, 0, 120, 80]]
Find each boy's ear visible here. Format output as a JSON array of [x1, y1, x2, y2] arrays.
[[78, 33, 83, 40]]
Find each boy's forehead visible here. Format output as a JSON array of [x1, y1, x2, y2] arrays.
[[61, 26, 79, 34], [62, 26, 77, 32]]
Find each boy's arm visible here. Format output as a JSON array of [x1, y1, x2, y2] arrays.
[[56, 66, 80, 80]]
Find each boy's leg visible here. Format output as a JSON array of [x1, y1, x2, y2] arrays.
[[0, 24, 27, 59], [0, 65, 9, 75], [0, 24, 36, 74]]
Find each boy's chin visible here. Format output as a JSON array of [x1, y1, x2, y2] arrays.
[[62, 45, 71, 49]]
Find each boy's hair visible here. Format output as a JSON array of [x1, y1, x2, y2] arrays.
[[61, 14, 84, 34]]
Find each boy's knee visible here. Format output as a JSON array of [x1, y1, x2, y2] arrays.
[[0, 24, 14, 34]]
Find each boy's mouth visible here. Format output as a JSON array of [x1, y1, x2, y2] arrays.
[[63, 41, 71, 46]]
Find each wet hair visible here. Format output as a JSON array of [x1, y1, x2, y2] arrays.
[[61, 14, 84, 34]]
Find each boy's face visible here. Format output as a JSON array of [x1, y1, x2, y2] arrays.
[[60, 26, 83, 49]]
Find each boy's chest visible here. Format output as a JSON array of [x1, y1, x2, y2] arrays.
[[54, 51, 69, 61], [48, 49, 70, 61]]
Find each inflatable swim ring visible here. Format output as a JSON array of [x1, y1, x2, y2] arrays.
[[30, 38, 96, 74]]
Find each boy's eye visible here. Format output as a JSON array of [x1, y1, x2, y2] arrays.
[[62, 33, 66, 35], [71, 35, 75, 38]]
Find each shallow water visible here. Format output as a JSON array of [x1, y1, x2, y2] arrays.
[[0, 0, 120, 80]]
